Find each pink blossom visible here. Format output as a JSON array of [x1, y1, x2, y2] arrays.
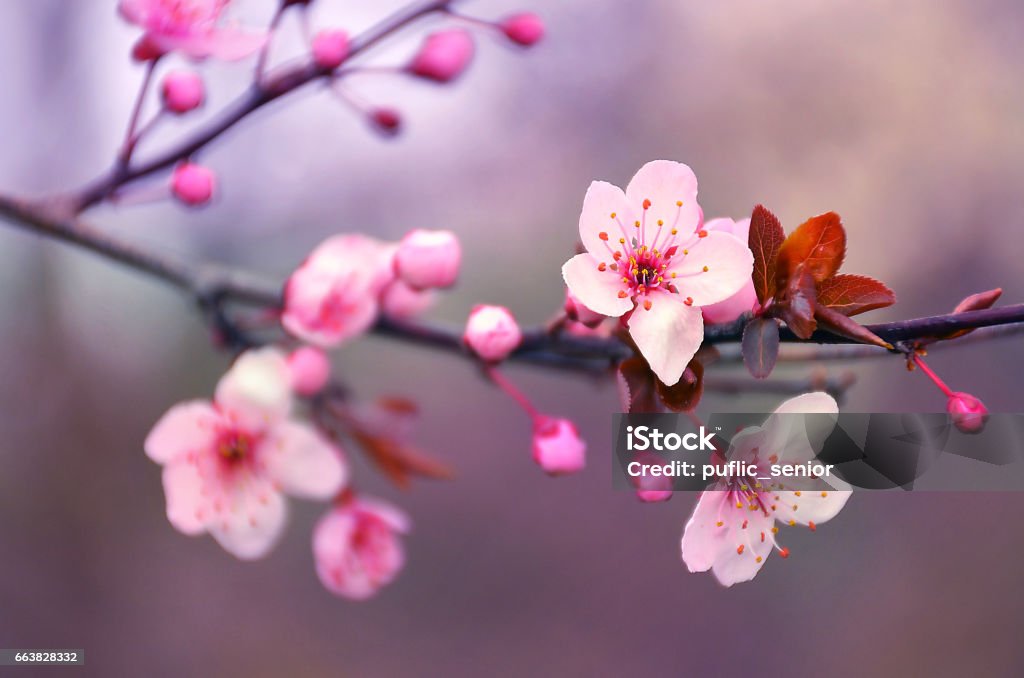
[[287, 346, 331, 396], [500, 13, 545, 46], [700, 217, 759, 324], [312, 29, 350, 70], [564, 288, 604, 328], [161, 70, 205, 114], [948, 391, 988, 434], [562, 161, 753, 385], [145, 348, 347, 560], [532, 417, 586, 475], [380, 280, 437, 320], [394, 229, 461, 290], [171, 162, 215, 206], [313, 496, 410, 600], [463, 305, 522, 362], [408, 29, 475, 83], [118, 0, 267, 61], [680, 392, 851, 586], [282, 235, 394, 348]]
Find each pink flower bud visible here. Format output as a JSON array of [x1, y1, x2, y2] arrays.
[[463, 305, 522, 362], [635, 473, 673, 503], [161, 70, 205, 114], [131, 35, 165, 62], [314, 497, 410, 600], [500, 13, 545, 46], [171, 162, 215, 206], [408, 29, 474, 83], [947, 391, 989, 434], [564, 289, 604, 327], [371, 108, 401, 135], [394, 229, 461, 290], [381, 280, 437, 319], [532, 417, 586, 475], [311, 29, 349, 69], [287, 346, 331, 396]]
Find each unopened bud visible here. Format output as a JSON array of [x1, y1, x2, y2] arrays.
[[161, 70, 205, 114], [312, 29, 349, 69], [532, 416, 586, 475], [394, 229, 461, 290], [287, 346, 331, 396], [408, 29, 474, 83], [171, 162, 216, 206], [947, 391, 989, 434], [464, 305, 521, 362], [500, 13, 544, 46]]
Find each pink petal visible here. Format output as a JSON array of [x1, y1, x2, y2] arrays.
[[207, 480, 288, 560], [624, 160, 701, 238], [667, 231, 754, 307], [205, 28, 268, 61], [161, 460, 210, 536], [144, 400, 219, 464], [681, 488, 730, 573], [263, 421, 348, 500], [214, 348, 292, 431], [561, 253, 633, 317], [627, 293, 703, 386], [682, 485, 776, 586], [577, 180, 635, 256]]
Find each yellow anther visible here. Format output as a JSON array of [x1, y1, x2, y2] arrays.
[[610, 212, 617, 218], [676, 200, 683, 206]]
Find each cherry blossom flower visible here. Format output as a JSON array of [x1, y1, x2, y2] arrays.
[[562, 161, 753, 385], [118, 0, 267, 61], [532, 417, 586, 475], [681, 392, 851, 586], [282, 235, 395, 348], [145, 348, 347, 560], [313, 495, 410, 600], [700, 217, 758, 324]]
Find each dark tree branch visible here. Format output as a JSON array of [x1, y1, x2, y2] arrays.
[[2, 192, 1023, 378]]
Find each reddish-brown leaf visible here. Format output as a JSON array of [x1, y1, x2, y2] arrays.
[[749, 204, 786, 305], [656, 359, 705, 411], [814, 304, 893, 349], [816, 274, 896, 316], [741, 317, 781, 379], [353, 430, 454, 489], [775, 265, 818, 339], [617, 357, 660, 413], [777, 211, 846, 287]]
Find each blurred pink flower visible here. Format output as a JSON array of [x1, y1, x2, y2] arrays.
[[119, 0, 267, 61], [947, 391, 988, 434], [394, 229, 461, 290], [145, 348, 347, 560], [282, 235, 394, 347], [161, 70, 205, 113], [464, 305, 522, 362], [380, 280, 437, 320], [700, 217, 758, 324], [311, 29, 350, 70], [532, 417, 586, 475], [287, 346, 331, 397], [171, 162, 215, 205], [313, 496, 410, 600], [681, 392, 850, 586], [501, 13, 545, 47], [561, 161, 753, 385], [409, 29, 475, 83]]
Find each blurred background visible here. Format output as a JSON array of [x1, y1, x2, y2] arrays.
[[1, 0, 1023, 675]]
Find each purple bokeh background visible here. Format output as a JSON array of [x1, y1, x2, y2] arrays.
[[1, 0, 1023, 675]]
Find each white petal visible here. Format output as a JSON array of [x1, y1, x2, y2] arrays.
[[578, 181, 635, 256], [561, 254, 633, 317], [262, 422, 348, 500], [667, 231, 754, 307], [772, 488, 851, 526], [710, 507, 775, 587], [215, 347, 293, 431], [627, 294, 703, 385]]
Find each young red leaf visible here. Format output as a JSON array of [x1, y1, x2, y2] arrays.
[[775, 265, 818, 339], [777, 211, 846, 287], [741, 317, 781, 379], [814, 304, 893, 349], [656, 359, 705, 411], [617, 357, 660, 413], [748, 204, 785, 305], [816, 274, 896, 316], [952, 288, 1002, 315]]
